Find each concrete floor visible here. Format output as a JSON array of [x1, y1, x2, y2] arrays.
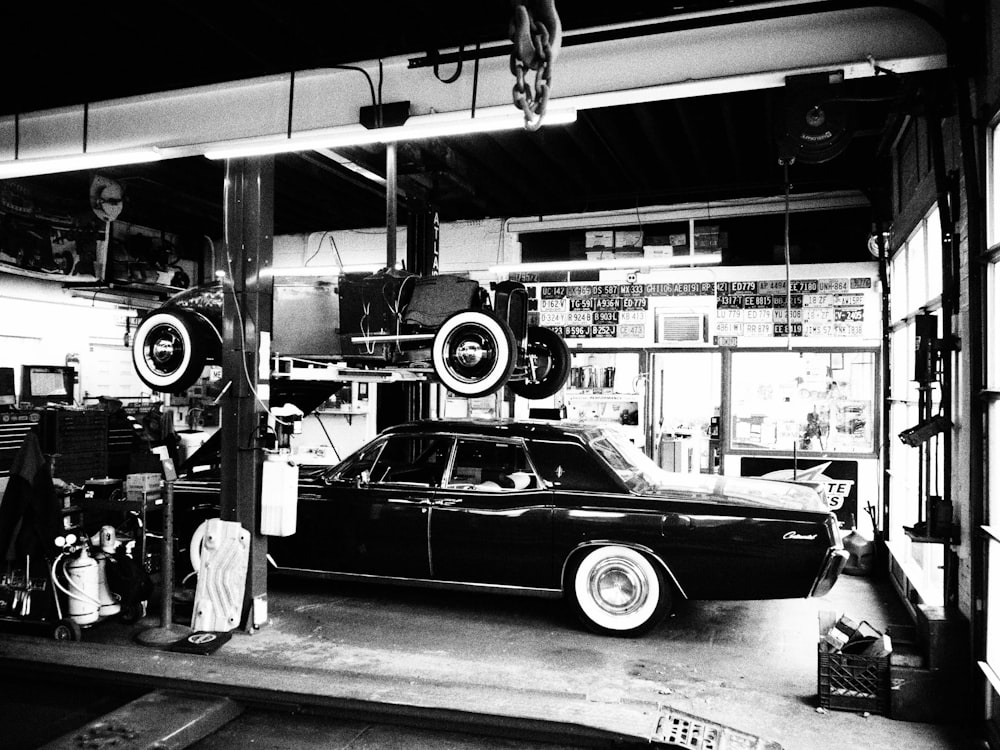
[[0, 570, 978, 749]]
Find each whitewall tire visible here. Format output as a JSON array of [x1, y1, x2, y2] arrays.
[[431, 310, 517, 398], [508, 325, 571, 400], [132, 309, 210, 392], [570, 545, 670, 637]]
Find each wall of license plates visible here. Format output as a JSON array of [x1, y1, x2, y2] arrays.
[[523, 262, 880, 348]]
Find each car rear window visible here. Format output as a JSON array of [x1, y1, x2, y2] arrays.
[[526, 439, 622, 493]]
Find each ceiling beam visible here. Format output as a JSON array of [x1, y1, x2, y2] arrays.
[[0, 4, 945, 168]]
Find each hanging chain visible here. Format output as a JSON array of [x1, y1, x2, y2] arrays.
[[509, 0, 561, 131]]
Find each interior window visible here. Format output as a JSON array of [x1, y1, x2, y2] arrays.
[[448, 439, 537, 491], [369, 435, 453, 486]]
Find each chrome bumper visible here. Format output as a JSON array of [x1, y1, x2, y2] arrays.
[[809, 547, 849, 598]]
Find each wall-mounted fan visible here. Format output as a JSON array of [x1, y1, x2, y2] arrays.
[[774, 72, 855, 164]]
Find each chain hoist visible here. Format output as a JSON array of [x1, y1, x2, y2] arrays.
[[509, 0, 562, 131]]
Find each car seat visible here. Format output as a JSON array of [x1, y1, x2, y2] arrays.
[[402, 275, 483, 329]]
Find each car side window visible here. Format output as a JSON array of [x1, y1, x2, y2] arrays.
[[526, 439, 622, 492], [368, 435, 452, 486], [447, 438, 538, 491]]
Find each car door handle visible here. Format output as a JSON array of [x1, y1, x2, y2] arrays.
[[431, 497, 462, 507]]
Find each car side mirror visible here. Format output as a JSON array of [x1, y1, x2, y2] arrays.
[[357, 469, 370, 487]]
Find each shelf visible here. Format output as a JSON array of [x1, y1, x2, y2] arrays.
[[903, 525, 958, 544]]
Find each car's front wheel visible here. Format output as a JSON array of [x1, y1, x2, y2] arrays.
[[132, 308, 213, 392], [569, 545, 670, 637], [431, 310, 517, 398]]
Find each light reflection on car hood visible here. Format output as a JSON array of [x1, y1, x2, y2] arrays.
[[640, 472, 828, 513]]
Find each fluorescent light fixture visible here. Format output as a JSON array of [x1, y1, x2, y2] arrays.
[[489, 254, 722, 275], [204, 108, 577, 160], [262, 263, 387, 278], [0, 147, 164, 178]]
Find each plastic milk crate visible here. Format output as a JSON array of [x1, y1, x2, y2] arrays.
[[817, 611, 892, 715]]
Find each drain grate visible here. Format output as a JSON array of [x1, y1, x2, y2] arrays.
[[651, 708, 782, 750], [655, 713, 721, 749]]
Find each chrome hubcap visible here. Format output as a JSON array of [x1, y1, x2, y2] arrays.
[[152, 337, 177, 363], [146, 325, 184, 373], [590, 557, 647, 615], [454, 340, 485, 367]]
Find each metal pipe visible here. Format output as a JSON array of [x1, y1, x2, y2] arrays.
[[160, 476, 175, 628], [386, 142, 398, 267]]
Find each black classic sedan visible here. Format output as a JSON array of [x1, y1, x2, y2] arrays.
[[178, 419, 847, 636]]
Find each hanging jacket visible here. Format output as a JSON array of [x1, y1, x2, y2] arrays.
[[0, 430, 62, 562]]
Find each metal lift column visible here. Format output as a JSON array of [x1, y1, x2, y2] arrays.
[[220, 156, 274, 631]]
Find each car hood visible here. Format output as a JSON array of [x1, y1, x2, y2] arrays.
[[644, 472, 828, 513]]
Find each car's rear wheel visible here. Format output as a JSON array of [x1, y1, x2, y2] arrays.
[[132, 309, 211, 392], [508, 325, 571, 400], [431, 310, 517, 398], [569, 545, 670, 637]]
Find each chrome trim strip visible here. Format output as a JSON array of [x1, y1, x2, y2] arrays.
[[272, 567, 563, 599]]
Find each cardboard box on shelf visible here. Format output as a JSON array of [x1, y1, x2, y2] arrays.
[[125, 472, 162, 492], [644, 235, 672, 247], [613, 249, 642, 259], [644, 245, 674, 259], [694, 226, 728, 250], [585, 230, 614, 248], [614, 230, 643, 248]]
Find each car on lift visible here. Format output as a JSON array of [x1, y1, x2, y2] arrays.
[[130, 269, 570, 400], [174, 419, 849, 637]]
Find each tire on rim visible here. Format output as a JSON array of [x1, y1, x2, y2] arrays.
[[132, 308, 212, 392], [569, 545, 670, 637], [508, 325, 570, 400], [431, 310, 517, 398]]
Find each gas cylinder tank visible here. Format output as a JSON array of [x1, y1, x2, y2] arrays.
[[64, 546, 100, 625]]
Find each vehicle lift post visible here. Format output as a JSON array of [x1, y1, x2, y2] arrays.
[[135, 451, 193, 646]]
